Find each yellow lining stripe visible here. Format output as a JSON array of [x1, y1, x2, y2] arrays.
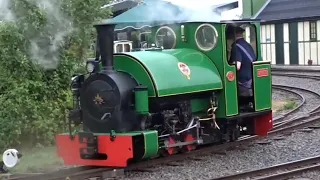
[[157, 88, 223, 97]]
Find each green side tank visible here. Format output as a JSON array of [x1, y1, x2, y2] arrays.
[[114, 48, 223, 97]]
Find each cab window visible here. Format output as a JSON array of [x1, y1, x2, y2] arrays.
[[195, 23, 218, 51], [155, 26, 177, 49], [139, 32, 152, 48], [243, 24, 257, 56], [226, 24, 258, 64]]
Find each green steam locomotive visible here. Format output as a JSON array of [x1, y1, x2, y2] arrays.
[[56, 15, 273, 167]]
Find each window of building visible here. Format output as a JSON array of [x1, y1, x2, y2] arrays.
[[310, 21, 317, 41]]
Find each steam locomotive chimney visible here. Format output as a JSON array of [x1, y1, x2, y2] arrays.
[[95, 24, 116, 72]]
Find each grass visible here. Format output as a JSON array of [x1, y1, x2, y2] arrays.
[[10, 146, 63, 173], [283, 101, 297, 110], [279, 100, 297, 111], [272, 99, 298, 112]]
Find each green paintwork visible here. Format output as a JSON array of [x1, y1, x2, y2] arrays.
[[151, 22, 244, 117], [242, 0, 268, 18], [152, 23, 235, 117], [252, 62, 272, 111], [97, 20, 267, 118], [134, 87, 149, 114], [275, 24, 284, 64], [117, 48, 223, 97], [254, 23, 263, 61], [289, 23, 299, 65], [191, 98, 210, 113], [141, 130, 158, 159], [220, 24, 239, 117], [114, 55, 157, 97]]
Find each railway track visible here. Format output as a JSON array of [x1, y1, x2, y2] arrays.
[[212, 155, 320, 180], [271, 72, 320, 129], [273, 84, 320, 114], [272, 85, 305, 122], [272, 72, 320, 81], [272, 84, 320, 128], [5, 72, 320, 180], [8, 111, 320, 180]]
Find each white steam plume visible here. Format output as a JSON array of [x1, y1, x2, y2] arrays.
[[133, 0, 241, 24], [0, 0, 14, 21], [165, 0, 241, 21], [30, 0, 73, 70], [0, 0, 73, 70]]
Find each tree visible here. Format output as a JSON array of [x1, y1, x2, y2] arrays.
[[0, 0, 111, 149]]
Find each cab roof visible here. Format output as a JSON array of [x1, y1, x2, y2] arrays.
[[95, 0, 260, 31]]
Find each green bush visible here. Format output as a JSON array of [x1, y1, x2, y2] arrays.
[[0, 0, 111, 149], [0, 22, 72, 147]]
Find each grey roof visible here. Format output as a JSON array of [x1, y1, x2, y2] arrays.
[[256, 0, 320, 22], [101, 0, 142, 12]]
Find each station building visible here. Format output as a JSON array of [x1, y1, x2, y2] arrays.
[[254, 0, 320, 65]]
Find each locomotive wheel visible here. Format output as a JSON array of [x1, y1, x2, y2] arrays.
[[160, 137, 177, 156], [183, 134, 197, 152], [167, 137, 177, 155]]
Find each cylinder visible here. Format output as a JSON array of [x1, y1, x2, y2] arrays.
[[95, 24, 116, 72], [134, 86, 149, 115]]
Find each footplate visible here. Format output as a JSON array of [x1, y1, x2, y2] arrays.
[[56, 132, 139, 167]]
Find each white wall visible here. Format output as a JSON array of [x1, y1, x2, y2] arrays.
[[283, 23, 290, 65], [260, 24, 276, 64], [261, 20, 320, 65], [298, 21, 320, 65]]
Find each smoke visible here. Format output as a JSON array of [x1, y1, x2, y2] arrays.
[[136, 0, 241, 24], [0, 0, 14, 21], [0, 0, 241, 70], [164, 0, 224, 21], [29, 0, 73, 70], [169, 0, 242, 21], [0, 0, 73, 70]]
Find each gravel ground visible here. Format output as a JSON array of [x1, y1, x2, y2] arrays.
[[123, 124, 320, 180], [272, 75, 320, 94], [121, 76, 320, 180], [272, 88, 301, 118], [273, 71, 320, 77]]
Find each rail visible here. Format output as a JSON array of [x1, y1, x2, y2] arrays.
[[212, 155, 320, 180]]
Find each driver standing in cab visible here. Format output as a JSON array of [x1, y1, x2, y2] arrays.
[[226, 25, 256, 96]]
